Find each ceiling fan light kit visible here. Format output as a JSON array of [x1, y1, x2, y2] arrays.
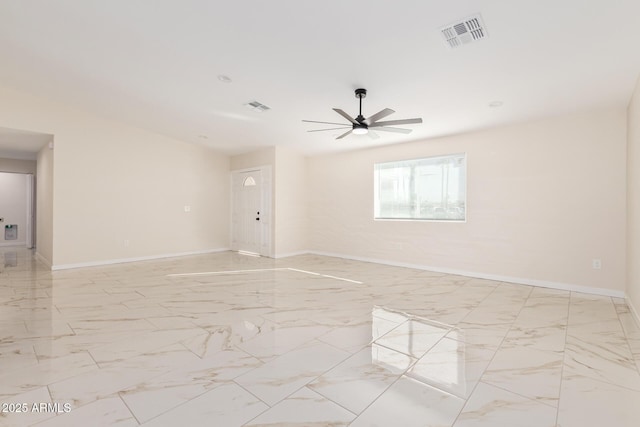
[[352, 126, 368, 135], [303, 88, 423, 140]]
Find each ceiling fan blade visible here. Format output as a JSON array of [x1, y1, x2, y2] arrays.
[[367, 130, 380, 140], [365, 108, 395, 125], [370, 118, 423, 127], [372, 126, 412, 134], [333, 108, 358, 124], [336, 129, 353, 140], [302, 119, 349, 126], [307, 127, 351, 133]]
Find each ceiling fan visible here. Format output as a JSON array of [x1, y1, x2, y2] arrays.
[[303, 88, 422, 140]]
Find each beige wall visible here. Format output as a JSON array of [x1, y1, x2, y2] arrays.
[[627, 75, 640, 317], [274, 146, 307, 256], [230, 147, 276, 172], [308, 109, 627, 294], [0, 172, 28, 246], [36, 141, 54, 265], [0, 85, 230, 268], [0, 81, 631, 299], [0, 158, 36, 174]]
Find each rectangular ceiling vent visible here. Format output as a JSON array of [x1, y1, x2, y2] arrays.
[[440, 14, 487, 49], [244, 101, 271, 113]]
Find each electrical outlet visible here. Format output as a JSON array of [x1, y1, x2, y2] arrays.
[[592, 259, 602, 270]]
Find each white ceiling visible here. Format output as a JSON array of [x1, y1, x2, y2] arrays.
[[0, 0, 639, 156]]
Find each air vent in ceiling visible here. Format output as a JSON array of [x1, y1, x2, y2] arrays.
[[440, 14, 487, 49], [244, 101, 271, 112]]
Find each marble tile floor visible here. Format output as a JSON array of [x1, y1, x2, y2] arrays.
[[1, 247, 640, 426]]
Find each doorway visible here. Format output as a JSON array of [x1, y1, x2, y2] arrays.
[[0, 172, 35, 248], [231, 166, 272, 256]]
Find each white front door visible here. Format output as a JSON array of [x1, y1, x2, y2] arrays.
[[231, 168, 271, 256]]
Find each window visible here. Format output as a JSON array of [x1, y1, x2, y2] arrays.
[[243, 176, 256, 187], [374, 153, 466, 221]]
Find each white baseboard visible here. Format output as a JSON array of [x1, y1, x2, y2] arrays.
[[0, 241, 25, 247], [47, 247, 626, 299], [51, 248, 231, 271], [273, 251, 310, 259], [35, 252, 52, 268], [627, 297, 640, 328], [305, 250, 625, 298]]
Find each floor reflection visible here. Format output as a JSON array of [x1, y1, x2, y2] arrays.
[[372, 306, 475, 397], [2, 248, 639, 426], [3, 250, 18, 268]]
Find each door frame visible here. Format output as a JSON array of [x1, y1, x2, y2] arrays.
[[0, 171, 35, 248], [26, 174, 35, 249], [230, 165, 273, 257]]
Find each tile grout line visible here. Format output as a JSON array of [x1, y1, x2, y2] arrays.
[[478, 379, 560, 409], [450, 285, 536, 426], [117, 393, 142, 426], [306, 386, 363, 420], [346, 370, 409, 425], [233, 381, 273, 426], [309, 319, 427, 419], [456, 280, 512, 324], [563, 296, 640, 393], [44, 385, 58, 421], [350, 274, 488, 425], [613, 297, 640, 377], [553, 290, 573, 426], [236, 340, 358, 425], [126, 384, 221, 425], [5, 249, 637, 426], [238, 338, 353, 412]]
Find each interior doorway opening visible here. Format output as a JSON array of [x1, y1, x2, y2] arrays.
[[0, 172, 35, 248], [0, 126, 55, 264]]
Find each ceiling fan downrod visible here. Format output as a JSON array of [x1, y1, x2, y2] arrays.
[[355, 88, 367, 123]]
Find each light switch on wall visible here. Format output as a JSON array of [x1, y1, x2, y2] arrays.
[[184, 206, 191, 212]]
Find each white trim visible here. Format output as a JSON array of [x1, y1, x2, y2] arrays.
[[45, 246, 626, 298], [273, 250, 310, 259], [51, 248, 230, 271], [626, 297, 640, 328], [35, 252, 52, 269], [0, 241, 26, 247], [26, 173, 34, 249], [306, 250, 625, 298], [230, 165, 270, 174]]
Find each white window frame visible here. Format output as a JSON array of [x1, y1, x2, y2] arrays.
[[373, 153, 467, 222]]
